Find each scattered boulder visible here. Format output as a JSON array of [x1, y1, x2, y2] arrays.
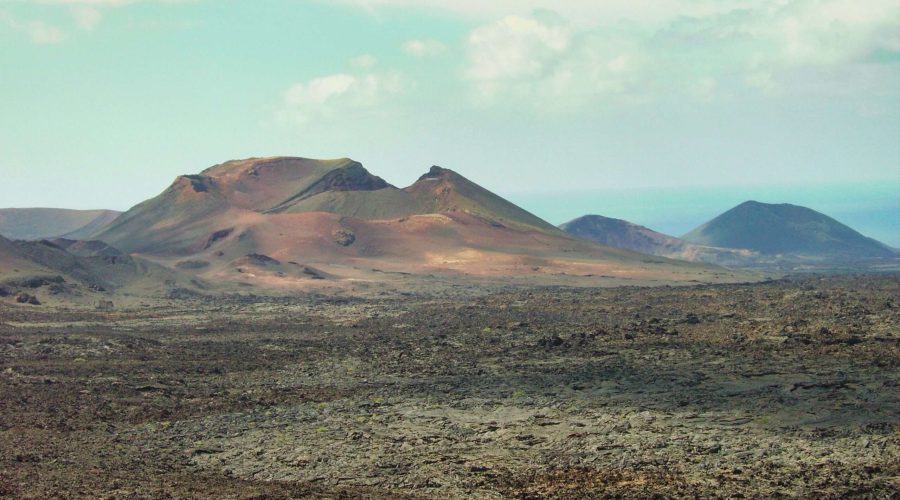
[[301, 266, 327, 280], [5, 275, 64, 289], [204, 228, 234, 249], [245, 254, 280, 266], [166, 288, 203, 300], [538, 335, 566, 349], [176, 260, 210, 270], [15, 293, 40, 305], [0, 287, 8, 297], [333, 228, 356, 247]]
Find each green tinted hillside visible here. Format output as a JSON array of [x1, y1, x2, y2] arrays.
[[682, 201, 895, 258]]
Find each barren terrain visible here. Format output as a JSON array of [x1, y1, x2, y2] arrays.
[[0, 275, 897, 498]]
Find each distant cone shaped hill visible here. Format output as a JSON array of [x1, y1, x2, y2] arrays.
[[681, 201, 896, 259], [90, 156, 724, 287], [560, 215, 685, 256]]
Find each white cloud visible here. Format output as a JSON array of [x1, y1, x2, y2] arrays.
[[0, 0, 197, 41], [457, 1, 900, 109], [348, 53, 377, 70], [465, 13, 569, 82], [331, 0, 748, 27], [340, 0, 899, 68], [0, 10, 65, 43], [71, 6, 101, 30], [26, 18, 64, 42], [402, 39, 446, 58], [284, 74, 358, 107], [462, 13, 646, 109], [278, 72, 405, 124], [764, 0, 898, 66]]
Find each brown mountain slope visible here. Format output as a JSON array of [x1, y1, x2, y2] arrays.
[[405, 166, 560, 233], [94, 156, 740, 289], [267, 163, 558, 233], [98, 157, 400, 253], [0, 208, 121, 241], [202, 157, 390, 212], [98, 157, 566, 254]]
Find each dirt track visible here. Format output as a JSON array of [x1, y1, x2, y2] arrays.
[[0, 275, 898, 498]]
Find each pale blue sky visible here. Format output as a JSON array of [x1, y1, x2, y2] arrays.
[[1, 0, 898, 242]]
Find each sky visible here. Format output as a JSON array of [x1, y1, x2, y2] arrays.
[[1, 0, 898, 242]]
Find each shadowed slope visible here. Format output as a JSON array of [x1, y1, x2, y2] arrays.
[[682, 201, 896, 259], [96, 173, 232, 254], [405, 166, 560, 233], [561, 215, 686, 256]]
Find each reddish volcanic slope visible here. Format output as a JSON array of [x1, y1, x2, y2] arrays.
[[94, 156, 722, 286]]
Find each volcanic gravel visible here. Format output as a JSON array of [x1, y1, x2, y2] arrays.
[[0, 275, 897, 498]]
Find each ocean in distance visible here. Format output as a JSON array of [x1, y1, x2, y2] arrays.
[[506, 180, 900, 248]]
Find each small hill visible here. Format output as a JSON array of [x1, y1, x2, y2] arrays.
[[682, 201, 896, 259], [560, 215, 758, 266], [0, 235, 57, 278], [0, 235, 200, 305], [0, 208, 120, 240], [560, 215, 685, 256]]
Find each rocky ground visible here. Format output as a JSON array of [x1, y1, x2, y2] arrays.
[[0, 275, 897, 498]]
